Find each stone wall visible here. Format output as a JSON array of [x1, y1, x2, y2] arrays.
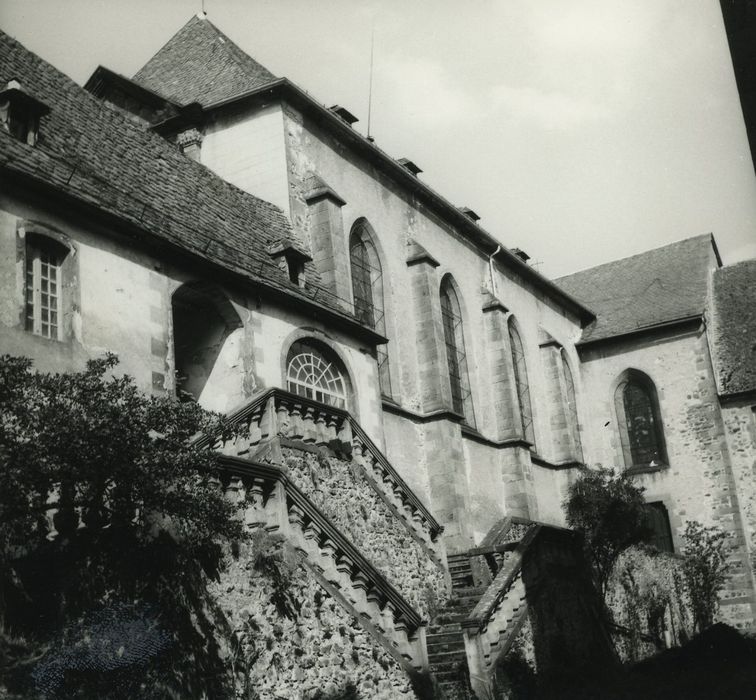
[[211, 536, 417, 699], [282, 447, 448, 619]]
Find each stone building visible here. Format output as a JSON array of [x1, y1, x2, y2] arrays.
[[1, 13, 755, 697]]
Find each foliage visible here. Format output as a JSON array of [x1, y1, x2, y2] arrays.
[[681, 521, 729, 633], [0, 354, 244, 697], [564, 467, 651, 595], [607, 545, 693, 662]]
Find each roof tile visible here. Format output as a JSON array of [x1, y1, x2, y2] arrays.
[[133, 15, 277, 107], [554, 235, 717, 343]]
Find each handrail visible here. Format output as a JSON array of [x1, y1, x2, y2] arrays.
[[462, 525, 540, 632], [217, 455, 422, 631], [196, 387, 443, 539]]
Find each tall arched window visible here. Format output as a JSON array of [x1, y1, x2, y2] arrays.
[[561, 349, 582, 460], [440, 275, 474, 425], [286, 340, 350, 409], [614, 370, 667, 469], [508, 318, 535, 446], [349, 222, 391, 397]]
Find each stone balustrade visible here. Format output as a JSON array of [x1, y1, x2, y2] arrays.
[[461, 524, 540, 698], [197, 388, 444, 558], [216, 455, 428, 673]]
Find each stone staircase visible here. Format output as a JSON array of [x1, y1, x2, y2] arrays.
[[427, 553, 487, 699]]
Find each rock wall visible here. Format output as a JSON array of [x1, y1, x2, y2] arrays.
[[282, 447, 448, 619], [210, 532, 418, 699]]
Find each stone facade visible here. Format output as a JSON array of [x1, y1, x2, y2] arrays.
[[2, 9, 756, 656]]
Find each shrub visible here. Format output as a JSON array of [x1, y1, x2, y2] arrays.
[[564, 467, 651, 596], [681, 521, 729, 633]]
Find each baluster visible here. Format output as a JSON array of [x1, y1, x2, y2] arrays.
[[289, 403, 304, 440], [325, 414, 339, 443], [45, 484, 60, 540], [351, 437, 364, 462], [337, 419, 353, 450], [314, 409, 328, 446], [302, 406, 317, 443], [366, 586, 386, 631], [247, 407, 263, 447], [276, 400, 291, 437]]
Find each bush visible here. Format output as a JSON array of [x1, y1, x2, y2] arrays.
[[681, 521, 729, 633], [0, 354, 244, 696], [564, 467, 651, 595]]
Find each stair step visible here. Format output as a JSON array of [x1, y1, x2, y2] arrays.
[[426, 630, 464, 644]]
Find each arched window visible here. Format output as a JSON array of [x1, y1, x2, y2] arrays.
[[440, 275, 474, 425], [25, 234, 70, 340], [614, 370, 667, 469], [561, 349, 582, 460], [349, 222, 391, 397], [286, 340, 350, 409], [508, 319, 535, 446]]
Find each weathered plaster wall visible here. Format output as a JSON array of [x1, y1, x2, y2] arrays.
[[579, 327, 756, 628], [0, 196, 384, 445], [201, 104, 291, 216], [276, 103, 584, 545]]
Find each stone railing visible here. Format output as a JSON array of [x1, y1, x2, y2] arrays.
[[196, 388, 444, 558], [462, 524, 539, 697], [216, 455, 429, 673]]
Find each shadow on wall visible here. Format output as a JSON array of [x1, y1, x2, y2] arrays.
[[172, 282, 243, 411]]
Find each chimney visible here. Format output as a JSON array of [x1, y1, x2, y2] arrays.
[[458, 206, 480, 223], [397, 157, 422, 176], [329, 105, 359, 126], [512, 248, 530, 264]]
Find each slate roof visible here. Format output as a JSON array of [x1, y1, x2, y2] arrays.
[[554, 234, 718, 344], [0, 30, 364, 330], [133, 14, 278, 107], [710, 260, 756, 396]]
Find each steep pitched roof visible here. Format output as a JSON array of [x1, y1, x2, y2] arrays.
[[554, 235, 719, 344], [0, 30, 372, 336], [132, 14, 277, 107], [710, 260, 756, 396]]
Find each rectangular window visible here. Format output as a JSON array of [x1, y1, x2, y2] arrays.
[[25, 241, 63, 340]]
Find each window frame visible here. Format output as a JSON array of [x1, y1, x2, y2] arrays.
[[285, 339, 351, 410], [348, 221, 392, 399], [440, 275, 475, 426], [18, 226, 75, 343], [614, 370, 668, 471], [508, 318, 535, 447]]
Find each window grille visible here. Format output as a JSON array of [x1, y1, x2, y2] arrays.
[[623, 381, 663, 466], [350, 225, 391, 397], [286, 341, 348, 408], [561, 350, 583, 460], [440, 278, 475, 425], [508, 321, 535, 446], [25, 236, 66, 340]]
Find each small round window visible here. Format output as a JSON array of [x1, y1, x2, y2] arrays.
[[286, 340, 349, 408]]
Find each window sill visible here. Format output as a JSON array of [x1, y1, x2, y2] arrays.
[[625, 464, 668, 476]]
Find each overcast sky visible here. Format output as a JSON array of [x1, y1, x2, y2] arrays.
[[2, 0, 755, 278]]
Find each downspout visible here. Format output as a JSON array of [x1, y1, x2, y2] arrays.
[[489, 245, 501, 297]]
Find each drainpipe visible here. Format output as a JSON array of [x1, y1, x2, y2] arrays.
[[488, 245, 501, 297]]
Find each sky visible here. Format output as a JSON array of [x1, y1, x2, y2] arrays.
[[1, 0, 755, 278]]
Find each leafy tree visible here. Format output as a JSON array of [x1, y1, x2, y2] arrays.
[[681, 521, 729, 633], [0, 354, 243, 697], [564, 467, 651, 596]]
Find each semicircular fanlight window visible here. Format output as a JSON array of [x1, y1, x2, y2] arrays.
[[286, 342, 347, 408]]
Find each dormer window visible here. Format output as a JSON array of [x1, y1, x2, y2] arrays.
[[0, 79, 50, 146], [267, 241, 312, 289]]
